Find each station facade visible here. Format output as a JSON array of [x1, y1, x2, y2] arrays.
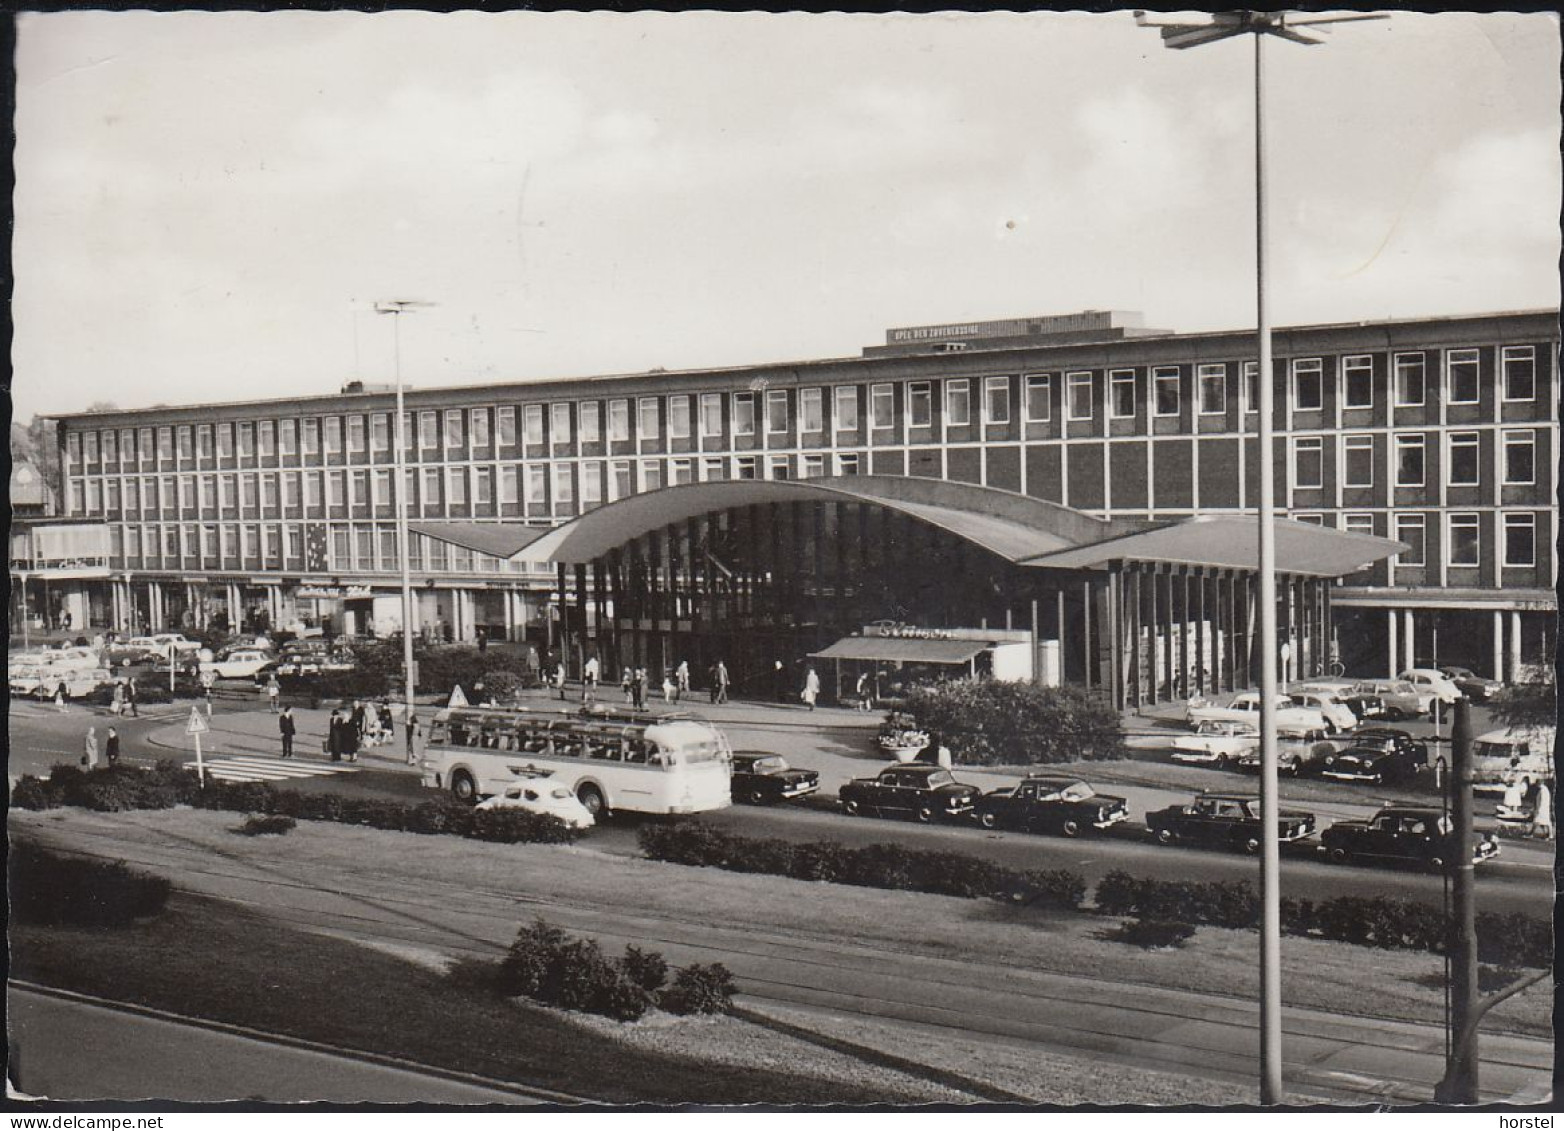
[[40, 306, 1557, 691]]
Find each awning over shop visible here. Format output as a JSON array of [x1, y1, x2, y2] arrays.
[[811, 636, 991, 665], [407, 521, 556, 559]]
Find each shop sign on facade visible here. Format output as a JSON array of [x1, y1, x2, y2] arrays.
[[297, 584, 374, 600]]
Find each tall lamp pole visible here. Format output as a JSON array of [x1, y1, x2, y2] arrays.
[[1134, 9, 1384, 1105], [375, 299, 435, 764]]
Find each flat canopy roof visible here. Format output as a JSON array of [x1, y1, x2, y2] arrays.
[[811, 636, 991, 665], [407, 521, 555, 559]]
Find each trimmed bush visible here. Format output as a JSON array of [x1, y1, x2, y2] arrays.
[[1093, 870, 1257, 929], [236, 814, 297, 837], [1108, 918, 1197, 949], [621, 945, 669, 994], [495, 919, 652, 1022], [661, 962, 737, 1016], [898, 679, 1124, 766], [10, 776, 59, 810], [1475, 911, 1553, 970], [9, 841, 172, 926], [637, 821, 1087, 911]]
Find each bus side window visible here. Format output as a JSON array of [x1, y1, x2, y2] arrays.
[[449, 724, 469, 746], [481, 729, 499, 749], [427, 722, 448, 746], [623, 740, 646, 765]]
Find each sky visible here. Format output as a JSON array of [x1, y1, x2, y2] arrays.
[[12, 9, 1560, 422]]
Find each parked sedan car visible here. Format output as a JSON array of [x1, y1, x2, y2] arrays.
[[1185, 692, 1330, 739], [1237, 738, 1334, 777], [276, 643, 357, 676], [974, 776, 1129, 837], [839, 764, 980, 822], [201, 648, 277, 680], [15, 666, 113, 701], [475, 781, 595, 829], [730, 752, 821, 805], [1320, 743, 1421, 785], [1286, 690, 1357, 733], [150, 633, 201, 656], [105, 636, 166, 667], [1170, 719, 1259, 769], [1338, 726, 1428, 766], [1398, 668, 1461, 708], [1344, 679, 1425, 721], [1436, 665, 1503, 703], [1146, 792, 1316, 854], [1321, 806, 1499, 869]]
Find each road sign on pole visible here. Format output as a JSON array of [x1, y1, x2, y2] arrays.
[[187, 707, 208, 786]]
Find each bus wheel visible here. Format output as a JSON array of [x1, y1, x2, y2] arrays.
[[450, 771, 478, 805], [577, 784, 606, 818]]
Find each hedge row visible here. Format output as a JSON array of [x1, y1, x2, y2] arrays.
[[495, 918, 735, 1022], [10, 840, 172, 927], [897, 680, 1124, 766], [11, 762, 583, 846], [637, 821, 1086, 910], [1094, 869, 1551, 969]]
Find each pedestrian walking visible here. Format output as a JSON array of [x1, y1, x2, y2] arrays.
[[714, 660, 729, 705], [278, 706, 296, 758], [126, 677, 140, 718], [342, 709, 361, 764], [201, 668, 215, 716], [105, 726, 121, 767], [621, 668, 635, 704], [81, 726, 99, 769], [477, 626, 488, 653], [773, 659, 787, 703], [662, 669, 677, 704], [266, 675, 281, 713], [326, 709, 344, 762], [54, 682, 68, 713], [675, 660, 690, 697], [632, 667, 647, 710], [111, 680, 126, 718], [555, 661, 568, 702], [855, 671, 873, 712], [405, 708, 420, 766], [1532, 780, 1553, 840], [801, 666, 820, 711]]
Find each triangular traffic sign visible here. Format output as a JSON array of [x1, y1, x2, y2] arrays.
[[448, 684, 468, 708], [185, 707, 209, 735]]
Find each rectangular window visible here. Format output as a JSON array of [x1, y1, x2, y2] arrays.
[[99, 432, 116, 467], [1394, 353, 1425, 407], [158, 427, 175, 461], [670, 458, 694, 486], [344, 416, 363, 456], [766, 390, 789, 433], [87, 480, 103, 514], [444, 412, 464, 449], [944, 379, 970, 426], [551, 403, 572, 445], [302, 418, 320, 457], [320, 418, 338, 456], [1502, 346, 1536, 401], [289, 473, 307, 510], [500, 465, 519, 505], [106, 480, 121, 513], [1024, 374, 1052, 423], [522, 405, 544, 446], [263, 474, 280, 510], [119, 429, 135, 465], [370, 414, 390, 453], [1503, 513, 1537, 568], [701, 457, 725, 482], [67, 481, 84, 515], [278, 420, 296, 456], [303, 472, 322, 509], [351, 528, 370, 571], [258, 419, 277, 458], [418, 411, 438, 448], [908, 383, 933, 428], [1292, 358, 1323, 411], [1153, 367, 1181, 417], [580, 462, 603, 506], [735, 456, 758, 481], [473, 467, 493, 507], [835, 386, 859, 431], [1503, 430, 1536, 485], [1447, 513, 1480, 567], [497, 407, 518, 447], [1293, 514, 1324, 527], [609, 461, 632, 501], [1343, 435, 1375, 488], [241, 475, 259, 511], [768, 456, 791, 481], [1395, 434, 1425, 487], [700, 393, 723, 437], [983, 376, 1010, 424], [1446, 348, 1480, 404], [608, 399, 630, 442], [870, 384, 895, 429], [326, 471, 345, 507], [1341, 513, 1374, 536], [422, 467, 442, 508], [220, 475, 238, 510], [193, 425, 212, 460], [639, 460, 663, 492], [470, 409, 490, 448], [731, 393, 755, 436], [836, 452, 861, 476], [801, 454, 825, 480], [552, 464, 574, 504], [65, 432, 81, 468], [1446, 432, 1480, 487], [1197, 364, 1226, 415], [175, 426, 192, 461], [799, 388, 823, 433], [141, 426, 157, 463], [639, 398, 661, 441], [1242, 361, 1259, 414], [667, 396, 691, 439], [1341, 355, 1374, 409], [1067, 372, 1094, 421], [1101, 369, 1133, 419]]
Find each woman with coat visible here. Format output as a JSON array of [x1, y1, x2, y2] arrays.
[[801, 667, 821, 711], [326, 709, 344, 762], [82, 726, 100, 769]]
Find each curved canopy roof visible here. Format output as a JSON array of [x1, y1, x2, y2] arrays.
[[517, 476, 1132, 566], [506, 475, 1404, 580]]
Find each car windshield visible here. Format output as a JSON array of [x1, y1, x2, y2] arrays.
[[1057, 781, 1095, 801], [926, 770, 955, 788], [756, 756, 788, 773]]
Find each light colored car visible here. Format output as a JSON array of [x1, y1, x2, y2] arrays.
[[106, 636, 165, 667], [201, 648, 276, 680], [1287, 690, 1357, 733], [1186, 692, 1330, 739], [1398, 668, 1461, 709], [1238, 738, 1335, 778], [1472, 726, 1555, 794], [1344, 678, 1424, 721], [150, 633, 201, 655], [39, 645, 104, 672], [1171, 719, 1260, 768], [475, 782, 595, 829], [14, 666, 113, 700]]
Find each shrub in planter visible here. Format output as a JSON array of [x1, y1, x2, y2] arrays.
[[636, 820, 735, 867], [1108, 918, 1197, 950], [9, 841, 171, 926], [10, 776, 59, 810], [661, 962, 737, 1016], [468, 807, 580, 845], [236, 814, 297, 837], [899, 679, 1124, 766], [723, 836, 797, 877]]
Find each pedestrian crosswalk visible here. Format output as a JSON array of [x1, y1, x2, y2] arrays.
[[201, 754, 362, 784]]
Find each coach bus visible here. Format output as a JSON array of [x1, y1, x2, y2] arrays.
[[419, 705, 732, 817]]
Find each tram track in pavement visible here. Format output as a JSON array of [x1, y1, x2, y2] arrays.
[[17, 817, 1550, 1106]]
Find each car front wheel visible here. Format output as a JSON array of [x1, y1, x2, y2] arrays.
[[1241, 835, 1261, 855], [1154, 827, 1176, 846], [915, 805, 935, 823], [747, 787, 768, 805], [978, 811, 999, 830], [1061, 819, 1081, 838], [842, 798, 862, 816], [1328, 846, 1351, 865]]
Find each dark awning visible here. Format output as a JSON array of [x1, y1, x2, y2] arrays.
[[811, 636, 990, 665]]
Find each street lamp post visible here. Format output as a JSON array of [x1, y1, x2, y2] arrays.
[[1135, 9, 1385, 1105], [375, 299, 435, 764]]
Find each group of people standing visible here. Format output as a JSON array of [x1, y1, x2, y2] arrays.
[[322, 700, 395, 763]]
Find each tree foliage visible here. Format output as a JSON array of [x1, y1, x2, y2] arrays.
[[1489, 663, 1558, 734]]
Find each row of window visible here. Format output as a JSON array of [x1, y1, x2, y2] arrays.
[[111, 524, 545, 575], [1299, 511, 1544, 571], [62, 345, 1545, 469], [1292, 428, 1539, 490], [66, 454, 865, 519]]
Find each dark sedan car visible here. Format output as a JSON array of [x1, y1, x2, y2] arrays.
[[1439, 665, 1503, 703], [839, 764, 980, 822], [1321, 805, 1499, 869], [1320, 744, 1421, 785], [1146, 792, 1316, 854], [974, 776, 1129, 837], [730, 752, 821, 805]]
